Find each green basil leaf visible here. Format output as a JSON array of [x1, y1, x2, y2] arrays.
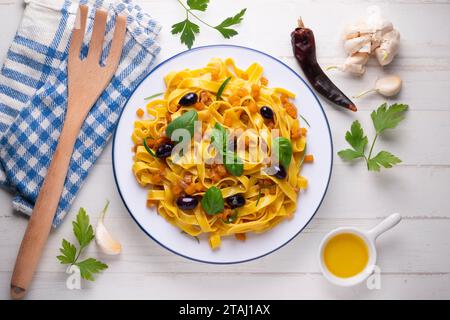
[[272, 137, 293, 168], [201, 186, 224, 215], [299, 114, 311, 128], [143, 137, 155, 157], [211, 123, 243, 176], [255, 189, 262, 206], [165, 110, 198, 141], [224, 151, 243, 176], [211, 122, 228, 154], [216, 76, 232, 100], [144, 92, 164, 100]]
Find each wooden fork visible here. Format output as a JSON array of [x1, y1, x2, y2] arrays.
[[10, 5, 126, 299]]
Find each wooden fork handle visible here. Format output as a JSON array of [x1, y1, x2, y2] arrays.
[[10, 118, 81, 299]]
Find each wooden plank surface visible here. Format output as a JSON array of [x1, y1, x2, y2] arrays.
[[0, 0, 449, 299]]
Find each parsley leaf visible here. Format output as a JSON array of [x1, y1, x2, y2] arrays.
[[214, 9, 247, 39], [338, 149, 365, 161], [72, 207, 94, 249], [171, 19, 200, 49], [371, 103, 408, 134], [171, 20, 186, 34], [187, 0, 209, 11], [345, 120, 368, 154], [337, 120, 367, 160], [75, 258, 108, 282], [173, 1, 246, 49], [368, 151, 401, 172], [338, 103, 407, 172], [57, 206, 108, 281], [57, 239, 77, 264]]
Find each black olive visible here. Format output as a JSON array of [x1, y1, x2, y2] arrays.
[[272, 164, 287, 179], [179, 92, 198, 106], [155, 142, 174, 158], [176, 196, 199, 211], [260, 106, 274, 120], [226, 194, 246, 209]]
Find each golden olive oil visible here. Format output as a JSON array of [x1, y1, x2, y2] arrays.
[[323, 233, 369, 278]]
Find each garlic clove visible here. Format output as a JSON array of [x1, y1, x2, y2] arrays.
[[95, 201, 122, 255], [375, 49, 389, 66], [344, 35, 371, 55], [96, 222, 122, 255], [344, 31, 360, 41], [375, 30, 400, 66], [347, 52, 370, 65], [342, 63, 366, 76], [375, 75, 402, 97], [344, 52, 369, 75], [354, 75, 402, 98], [326, 52, 369, 75]]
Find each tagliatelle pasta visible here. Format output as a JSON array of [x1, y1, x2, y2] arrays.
[[131, 58, 309, 250]]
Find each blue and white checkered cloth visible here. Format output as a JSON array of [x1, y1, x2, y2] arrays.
[[0, 0, 160, 227]]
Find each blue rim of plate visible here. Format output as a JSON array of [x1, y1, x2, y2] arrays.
[[112, 44, 333, 264]]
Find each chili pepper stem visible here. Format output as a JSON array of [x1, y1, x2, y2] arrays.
[[297, 17, 305, 28]]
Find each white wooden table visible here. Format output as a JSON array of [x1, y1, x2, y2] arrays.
[[1, 0, 449, 300]]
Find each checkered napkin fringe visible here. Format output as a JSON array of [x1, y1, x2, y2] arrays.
[[0, 0, 161, 227]]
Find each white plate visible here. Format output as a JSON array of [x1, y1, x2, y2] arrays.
[[113, 45, 333, 264]]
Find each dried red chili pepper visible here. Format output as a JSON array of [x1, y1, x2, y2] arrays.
[[291, 19, 357, 112]]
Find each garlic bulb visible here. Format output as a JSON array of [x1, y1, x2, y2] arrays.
[[335, 6, 400, 75], [95, 201, 122, 255], [354, 75, 403, 98]]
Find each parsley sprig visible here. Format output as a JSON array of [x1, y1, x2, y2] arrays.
[[57, 208, 107, 281], [338, 103, 408, 172], [172, 0, 246, 49]]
